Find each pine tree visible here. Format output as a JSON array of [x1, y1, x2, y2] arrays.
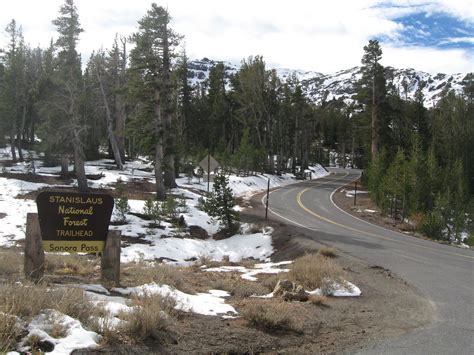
[[360, 39, 384, 158], [202, 173, 239, 231], [41, 0, 88, 191], [0, 20, 27, 162], [129, 4, 181, 199]]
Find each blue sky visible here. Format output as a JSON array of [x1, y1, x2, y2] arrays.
[[0, 0, 472, 74], [380, 9, 473, 50]]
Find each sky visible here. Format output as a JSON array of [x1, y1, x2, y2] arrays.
[[0, 0, 472, 74]]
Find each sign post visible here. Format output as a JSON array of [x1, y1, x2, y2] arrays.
[[265, 178, 270, 220], [354, 181, 358, 206], [199, 154, 220, 193], [27, 191, 121, 285], [36, 191, 114, 253]]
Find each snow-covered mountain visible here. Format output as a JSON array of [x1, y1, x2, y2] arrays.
[[187, 58, 470, 108]]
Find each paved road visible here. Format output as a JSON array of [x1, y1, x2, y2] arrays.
[[266, 168, 474, 354]]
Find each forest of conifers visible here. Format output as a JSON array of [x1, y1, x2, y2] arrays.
[[0, 1, 472, 241]]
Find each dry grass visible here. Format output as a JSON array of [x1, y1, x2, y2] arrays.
[[0, 311, 21, 352], [239, 299, 298, 331], [0, 248, 23, 282], [318, 246, 338, 258], [288, 253, 345, 294], [230, 280, 270, 298], [308, 295, 329, 307], [45, 254, 99, 276], [260, 273, 288, 292], [122, 262, 195, 293], [113, 292, 175, 344], [0, 283, 98, 327]]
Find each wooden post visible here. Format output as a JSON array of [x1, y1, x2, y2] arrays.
[[101, 230, 121, 285], [354, 181, 358, 206], [25, 213, 45, 282], [207, 153, 210, 193]]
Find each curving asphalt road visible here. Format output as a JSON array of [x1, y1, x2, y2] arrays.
[[265, 168, 474, 355]]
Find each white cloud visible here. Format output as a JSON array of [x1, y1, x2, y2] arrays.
[[0, 0, 472, 74]]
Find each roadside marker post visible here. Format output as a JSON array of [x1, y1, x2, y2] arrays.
[[265, 178, 270, 220], [354, 181, 358, 206]]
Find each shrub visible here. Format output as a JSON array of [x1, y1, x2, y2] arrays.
[[288, 253, 345, 294], [0, 311, 21, 352], [117, 293, 174, 343], [45, 254, 98, 276], [0, 249, 22, 281], [231, 281, 269, 298], [143, 197, 162, 227], [419, 211, 444, 240], [114, 180, 130, 223], [318, 246, 337, 258], [201, 173, 239, 231], [0, 283, 97, 327], [308, 295, 329, 307], [240, 299, 296, 331], [162, 195, 179, 220]]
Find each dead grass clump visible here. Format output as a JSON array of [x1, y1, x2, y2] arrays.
[[0, 249, 22, 281], [0, 312, 21, 352], [122, 262, 195, 294], [240, 299, 297, 331], [260, 273, 289, 293], [115, 293, 174, 343], [308, 295, 329, 307], [0, 283, 98, 328], [45, 254, 99, 276], [288, 253, 345, 294], [318, 246, 338, 258], [231, 281, 270, 298]]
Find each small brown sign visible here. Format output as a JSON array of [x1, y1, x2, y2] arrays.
[[36, 191, 114, 253]]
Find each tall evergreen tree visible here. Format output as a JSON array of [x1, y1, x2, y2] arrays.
[[40, 0, 88, 191], [129, 4, 181, 199], [360, 39, 384, 158]]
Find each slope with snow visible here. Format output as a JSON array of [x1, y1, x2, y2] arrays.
[[187, 58, 470, 108]]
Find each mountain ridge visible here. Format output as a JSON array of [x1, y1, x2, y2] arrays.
[[187, 58, 470, 107]]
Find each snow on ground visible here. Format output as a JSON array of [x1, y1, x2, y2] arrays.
[[204, 261, 292, 281], [259, 280, 361, 299], [0, 178, 55, 245], [1, 146, 329, 263], [15, 310, 100, 355], [309, 281, 362, 297], [344, 189, 368, 197], [114, 283, 237, 316]]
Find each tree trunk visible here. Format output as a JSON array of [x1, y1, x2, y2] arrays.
[[161, 21, 177, 189], [342, 141, 346, 168], [96, 67, 123, 170], [60, 155, 69, 179], [371, 74, 378, 158], [115, 98, 126, 161], [351, 135, 355, 169], [17, 105, 27, 162], [154, 89, 166, 200], [10, 123, 17, 162], [72, 130, 89, 193]]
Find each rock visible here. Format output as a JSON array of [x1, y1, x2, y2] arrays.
[[273, 279, 309, 301], [188, 225, 209, 239]]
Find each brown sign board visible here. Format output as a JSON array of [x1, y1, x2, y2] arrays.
[[36, 191, 114, 253]]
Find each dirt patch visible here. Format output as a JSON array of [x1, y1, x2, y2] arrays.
[[0, 171, 74, 185]]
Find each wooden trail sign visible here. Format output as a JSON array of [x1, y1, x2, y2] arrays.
[[36, 191, 114, 253]]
